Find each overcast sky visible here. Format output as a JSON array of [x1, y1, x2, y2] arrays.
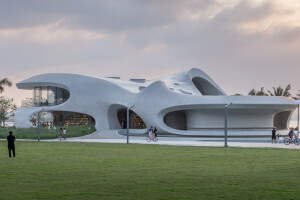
[[1, 0, 300, 106]]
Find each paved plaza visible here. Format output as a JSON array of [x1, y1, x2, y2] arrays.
[[2, 130, 299, 149], [39, 130, 300, 149]]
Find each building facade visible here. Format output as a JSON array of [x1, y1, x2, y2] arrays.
[[15, 68, 297, 137]]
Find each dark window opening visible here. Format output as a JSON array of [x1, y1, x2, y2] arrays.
[[117, 109, 146, 129]]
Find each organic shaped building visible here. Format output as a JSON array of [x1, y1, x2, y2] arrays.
[[15, 68, 297, 137]]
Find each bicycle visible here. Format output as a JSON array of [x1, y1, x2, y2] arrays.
[[146, 136, 158, 142], [284, 137, 300, 145]]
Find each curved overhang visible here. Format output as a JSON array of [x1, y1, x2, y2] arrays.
[[188, 68, 226, 95], [157, 96, 297, 116], [156, 96, 297, 135], [16, 74, 73, 93]]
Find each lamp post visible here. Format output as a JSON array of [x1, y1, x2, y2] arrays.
[[296, 100, 300, 129], [224, 103, 232, 147], [127, 105, 134, 144], [37, 108, 45, 142]]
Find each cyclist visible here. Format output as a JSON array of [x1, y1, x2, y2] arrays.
[[148, 126, 154, 140], [294, 127, 299, 140], [288, 128, 294, 143]]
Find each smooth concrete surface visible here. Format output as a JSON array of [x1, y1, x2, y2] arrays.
[[3, 130, 298, 149], [15, 68, 297, 137]]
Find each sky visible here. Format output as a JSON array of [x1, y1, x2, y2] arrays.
[[1, 0, 300, 107]]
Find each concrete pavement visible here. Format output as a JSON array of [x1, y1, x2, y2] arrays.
[[39, 130, 300, 149]]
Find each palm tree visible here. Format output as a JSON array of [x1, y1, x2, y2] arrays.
[[268, 84, 291, 97], [294, 90, 300, 100], [0, 78, 12, 93], [248, 87, 268, 96]]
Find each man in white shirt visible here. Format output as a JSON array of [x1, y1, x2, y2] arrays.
[[294, 127, 299, 140], [63, 128, 67, 142]]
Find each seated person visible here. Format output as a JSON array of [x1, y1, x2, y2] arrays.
[[277, 135, 283, 143]]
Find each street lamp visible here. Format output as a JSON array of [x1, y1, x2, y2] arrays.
[[127, 105, 134, 144], [224, 102, 232, 147], [296, 100, 300, 129], [37, 108, 45, 142]]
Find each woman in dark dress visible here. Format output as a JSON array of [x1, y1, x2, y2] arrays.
[[154, 127, 158, 138], [272, 127, 276, 144]]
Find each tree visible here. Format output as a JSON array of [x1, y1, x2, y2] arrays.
[[248, 87, 268, 96], [0, 78, 13, 93], [268, 84, 291, 97], [293, 90, 300, 100], [0, 96, 17, 127]]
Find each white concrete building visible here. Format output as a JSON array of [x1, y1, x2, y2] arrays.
[[14, 68, 297, 137]]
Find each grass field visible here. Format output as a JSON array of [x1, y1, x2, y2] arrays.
[[0, 126, 96, 139], [0, 141, 300, 200]]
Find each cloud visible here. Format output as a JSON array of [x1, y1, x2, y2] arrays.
[[0, 0, 183, 32], [0, 0, 300, 107], [0, 19, 107, 44]]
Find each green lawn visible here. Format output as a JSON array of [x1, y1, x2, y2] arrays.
[[0, 141, 299, 200], [0, 126, 96, 139]]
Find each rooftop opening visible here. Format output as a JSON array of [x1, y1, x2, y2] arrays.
[[192, 77, 223, 95]]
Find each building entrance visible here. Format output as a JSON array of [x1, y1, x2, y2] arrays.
[[117, 109, 146, 129], [52, 112, 95, 127]]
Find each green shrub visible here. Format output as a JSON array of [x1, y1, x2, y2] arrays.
[[0, 126, 96, 139]]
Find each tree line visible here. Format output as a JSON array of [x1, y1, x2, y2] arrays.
[[235, 84, 300, 100], [0, 78, 17, 127]]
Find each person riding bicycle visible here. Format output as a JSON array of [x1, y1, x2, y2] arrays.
[[149, 126, 154, 139], [288, 128, 294, 143], [294, 127, 299, 140]]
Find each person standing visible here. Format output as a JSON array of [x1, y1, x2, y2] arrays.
[[63, 128, 67, 142], [59, 128, 63, 141], [272, 127, 276, 144], [7, 131, 16, 157], [153, 127, 158, 138]]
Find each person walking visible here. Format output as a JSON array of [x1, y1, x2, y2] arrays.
[[7, 131, 16, 157], [272, 127, 276, 144], [63, 128, 67, 142], [59, 128, 63, 141]]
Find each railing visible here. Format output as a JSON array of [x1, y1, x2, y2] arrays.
[[33, 99, 68, 107]]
